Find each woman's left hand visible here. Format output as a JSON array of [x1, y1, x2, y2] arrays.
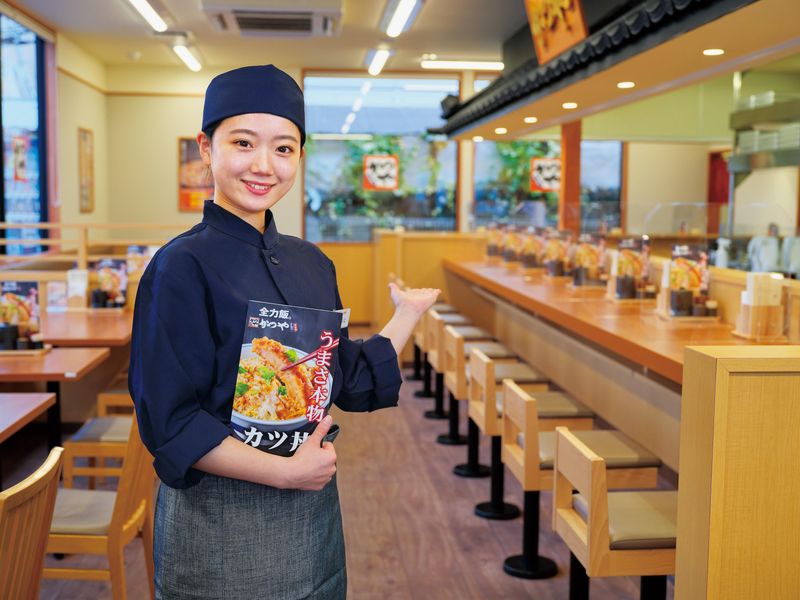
[[388, 282, 440, 317]]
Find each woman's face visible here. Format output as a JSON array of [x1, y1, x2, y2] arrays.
[[197, 112, 303, 229]]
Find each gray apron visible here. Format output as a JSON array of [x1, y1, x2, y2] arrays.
[[153, 474, 346, 599]]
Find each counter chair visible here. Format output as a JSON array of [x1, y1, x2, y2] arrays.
[[413, 302, 457, 400], [552, 427, 675, 600], [411, 300, 455, 382], [502, 382, 661, 580], [426, 310, 492, 423], [63, 388, 134, 489], [44, 417, 156, 600], [443, 325, 516, 477], [0, 447, 64, 600], [468, 348, 548, 519]]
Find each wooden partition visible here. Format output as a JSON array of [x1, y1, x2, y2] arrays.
[[677, 346, 800, 598], [318, 243, 372, 325]]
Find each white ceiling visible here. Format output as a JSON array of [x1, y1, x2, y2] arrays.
[[17, 0, 527, 70]]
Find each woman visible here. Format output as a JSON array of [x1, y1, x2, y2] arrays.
[[129, 64, 439, 599]]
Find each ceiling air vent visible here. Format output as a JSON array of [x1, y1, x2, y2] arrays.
[[203, 2, 342, 37]]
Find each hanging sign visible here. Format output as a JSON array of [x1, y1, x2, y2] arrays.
[[525, 0, 588, 65], [530, 157, 561, 192], [363, 154, 399, 191]]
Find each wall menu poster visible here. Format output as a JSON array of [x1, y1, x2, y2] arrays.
[[231, 301, 342, 456], [0, 281, 40, 335], [524, 0, 588, 65], [93, 259, 128, 303], [178, 137, 214, 212], [530, 157, 561, 191], [78, 127, 94, 213], [363, 154, 399, 191]]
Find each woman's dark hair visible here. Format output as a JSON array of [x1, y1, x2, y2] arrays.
[[203, 120, 220, 142]]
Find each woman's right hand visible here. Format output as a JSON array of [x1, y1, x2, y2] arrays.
[[285, 415, 337, 491]]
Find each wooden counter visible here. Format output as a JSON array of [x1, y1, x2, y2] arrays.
[[442, 260, 794, 470], [444, 260, 755, 384]]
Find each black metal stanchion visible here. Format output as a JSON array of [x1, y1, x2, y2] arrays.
[[503, 491, 558, 579], [407, 344, 422, 381], [474, 436, 520, 519], [569, 552, 590, 600], [453, 419, 490, 477], [640, 575, 667, 600], [437, 393, 467, 445], [413, 353, 433, 398], [424, 373, 448, 419]]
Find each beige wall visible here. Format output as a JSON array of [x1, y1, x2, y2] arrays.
[[55, 35, 109, 239], [626, 142, 712, 234], [733, 167, 800, 237]]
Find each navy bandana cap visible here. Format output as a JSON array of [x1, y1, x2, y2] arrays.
[[201, 64, 306, 147]]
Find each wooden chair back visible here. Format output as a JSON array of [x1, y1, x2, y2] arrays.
[[443, 325, 465, 399], [109, 418, 153, 539], [468, 348, 499, 435], [0, 447, 64, 600], [97, 391, 134, 417], [425, 310, 446, 371], [552, 426, 610, 575]]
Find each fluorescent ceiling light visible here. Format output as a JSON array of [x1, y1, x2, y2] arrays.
[[173, 45, 201, 72], [403, 83, 459, 92], [352, 97, 363, 112], [421, 60, 503, 71], [617, 81, 635, 89], [311, 133, 373, 141], [127, 0, 167, 32], [523, 116, 538, 124], [360, 81, 372, 95], [472, 135, 484, 142], [344, 112, 356, 125], [494, 127, 507, 134], [386, 0, 418, 38], [562, 102, 578, 109], [367, 49, 392, 76], [340, 123, 351, 134], [703, 48, 725, 56]]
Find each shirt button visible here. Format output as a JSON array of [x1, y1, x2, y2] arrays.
[[270, 255, 280, 265]]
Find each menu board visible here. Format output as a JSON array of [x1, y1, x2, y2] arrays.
[[231, 301, 343, 457], [0, 281, 40, 336]]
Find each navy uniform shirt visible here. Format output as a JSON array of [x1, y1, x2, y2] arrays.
[[129, 200, 402, 489]]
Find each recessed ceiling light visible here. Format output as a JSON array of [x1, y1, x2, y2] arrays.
[[494, 127, 507, 135], [562, 102, 578, 110], [472, 135, 484, 142], [421, 60, 504, 71], [703, 48, 725, 56], [523, 116, 538, 124], [617, 81, 635, 89]]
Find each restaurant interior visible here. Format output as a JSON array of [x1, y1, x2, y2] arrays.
[[1, 0, 799, 598]]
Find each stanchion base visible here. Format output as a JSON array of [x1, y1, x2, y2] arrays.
[[436, 433, 467, 446], [413, 389, 434, 398], [453, 463, 490, 478], [424, 409, 448, 420], [474, 501, 520, 520], [503, 554, 558, 580], [405, 372, 422, 381]]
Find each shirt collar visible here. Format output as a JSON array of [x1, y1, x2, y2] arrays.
[[202, 200, 279, 249]]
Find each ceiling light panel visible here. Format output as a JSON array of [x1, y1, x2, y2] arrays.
[[127, 0, 168, 32], [421, 60, 503, 71]]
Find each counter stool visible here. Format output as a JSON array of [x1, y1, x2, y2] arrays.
[[443, 325, 516, 476], [502, 382, 661, 580], [63, 389, 134, 489], [426, 310, 491, 422], [552, 427, 675, 600], [468, 348, 548, 519], [411, 301, 455, 382]]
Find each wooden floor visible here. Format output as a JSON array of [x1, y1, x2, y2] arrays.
[[3, 364, 675, 599]]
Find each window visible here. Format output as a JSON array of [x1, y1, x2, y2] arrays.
[[303, 75, 458, 242], [1, 14, 47, 255], [472, 139, 622, 232]]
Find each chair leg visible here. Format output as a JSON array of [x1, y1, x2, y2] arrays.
[[640, 575, 667, 600], [453, 418, 490, 478], [424, 373, 448, 420], [437, 393, 467, 445], [142, 507, 156, 599], [413, 354, 434, 398], [503, 491, 558, 579], [569, 552, 590, 600], [408, 344, 422, 381], [474, 436, 520, 520], [108, 542, 127, 600]]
